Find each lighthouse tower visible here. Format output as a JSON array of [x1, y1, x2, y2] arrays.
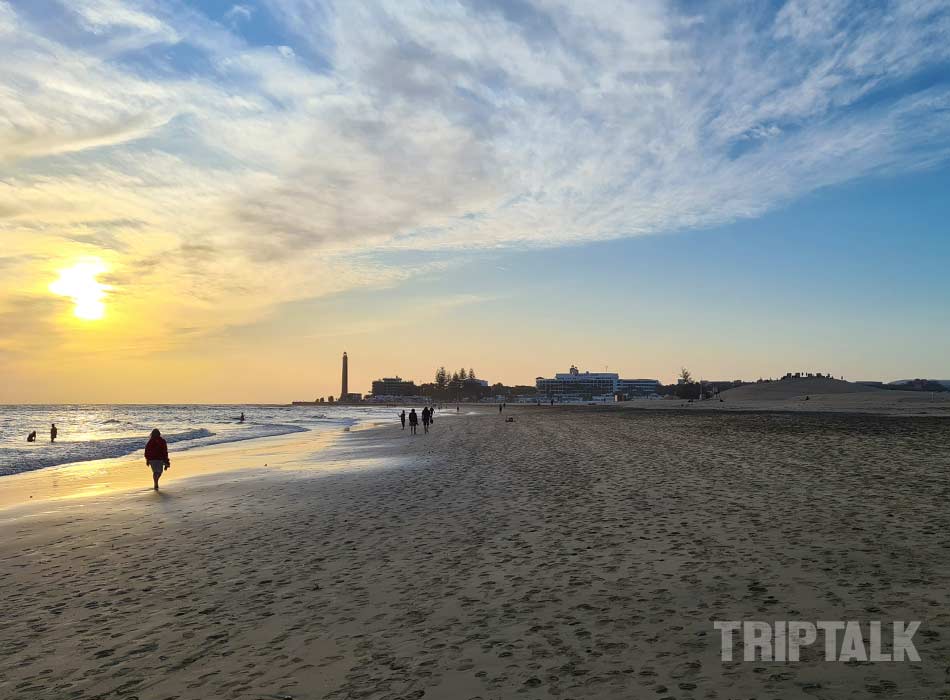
[[340, 351, 348, 400]]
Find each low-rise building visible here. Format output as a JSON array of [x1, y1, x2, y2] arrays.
[[536, 365, 660, 401], [371, 376, 418, 397]]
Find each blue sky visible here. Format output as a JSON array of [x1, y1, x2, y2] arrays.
[[1, 0, 948, 401]]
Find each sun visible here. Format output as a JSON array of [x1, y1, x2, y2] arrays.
[[49, 258, 111, 321]]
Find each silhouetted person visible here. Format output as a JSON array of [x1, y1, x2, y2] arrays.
[[399, 410, 406, 430], [456, 405, 459, 413], [144, 428, 171, 491], [50, 423, 57, 443], [408, 409, 418, 435], [499, 404, 503, 413], [27, 431, 36, 443], [239, 412, 245, 423], [422, 407, 430, 434]]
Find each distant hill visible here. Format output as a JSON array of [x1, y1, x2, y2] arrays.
[[887, 379, 950, 392], [719, 377, 880, 401]]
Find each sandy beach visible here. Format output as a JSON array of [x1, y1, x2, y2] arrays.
[[6, 2, 950, 698], [3, 404, 950, 700], [633, 378, 950, 417]]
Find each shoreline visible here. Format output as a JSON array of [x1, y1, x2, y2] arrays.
[[0, 419, 394, 516], [4, 396, 948, 514]]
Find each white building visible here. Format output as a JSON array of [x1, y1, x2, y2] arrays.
[[536, 365, 660, 401]]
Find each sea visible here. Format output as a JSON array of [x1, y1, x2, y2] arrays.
[[0, 404, 406, 477]]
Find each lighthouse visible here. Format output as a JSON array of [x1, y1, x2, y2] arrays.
[[340, 351, 348, 400]]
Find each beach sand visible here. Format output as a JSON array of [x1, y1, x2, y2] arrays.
[[3, 406, 950, 699], [0, 426, 351, 512], [639, 378, 950, 417]]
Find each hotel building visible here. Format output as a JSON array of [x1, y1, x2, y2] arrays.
[[371, 376, 418, 397], [536, 365, 661, 401]]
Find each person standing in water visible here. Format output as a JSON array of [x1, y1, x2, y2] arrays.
[[239, 412, 245, 423], [144, 428, 171, 491], [50, 423, 58, 443], [399, 410, 406, 430], [408, 408, 418, 435]]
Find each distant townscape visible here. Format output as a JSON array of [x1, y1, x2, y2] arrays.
[[292, 353, 950, 406]]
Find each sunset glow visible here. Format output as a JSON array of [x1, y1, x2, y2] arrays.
[[49, 259, 110, 321], [0, 0, 948, 404]]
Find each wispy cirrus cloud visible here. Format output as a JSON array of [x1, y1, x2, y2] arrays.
[[1, 0, 949, 363]]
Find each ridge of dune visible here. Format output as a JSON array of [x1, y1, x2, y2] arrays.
[[719, 377, 881, 401]]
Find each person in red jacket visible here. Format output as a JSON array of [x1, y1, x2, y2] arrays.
[[144, 428, 171, 491]]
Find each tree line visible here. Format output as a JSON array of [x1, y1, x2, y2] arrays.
[[433, 366, 478, 388], [415, 366, 538, 401]]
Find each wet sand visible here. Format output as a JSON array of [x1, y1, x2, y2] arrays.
[[2, 407, 950, 699], [0, 427, 349, 512]]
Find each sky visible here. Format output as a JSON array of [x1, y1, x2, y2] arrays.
[[1, 0, 949, 403]]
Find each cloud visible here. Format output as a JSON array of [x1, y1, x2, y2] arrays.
[[225, 4, 254, 25], [70, 0, 172, 36], [1, 0, 949, 360]]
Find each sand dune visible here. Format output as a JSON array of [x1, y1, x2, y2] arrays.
[[703, 378, 950, 416], [719, 377, 878, 401]]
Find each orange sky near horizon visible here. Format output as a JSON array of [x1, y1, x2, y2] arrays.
[[3, 1, 950, 403]]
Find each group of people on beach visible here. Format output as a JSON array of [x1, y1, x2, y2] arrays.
[[26, 424, 56, 443], [399, 406, 436, 435]]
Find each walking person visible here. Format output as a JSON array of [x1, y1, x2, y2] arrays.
[[144, 428, 171, 491], [422, 406, 430, 434], [499, 404, 503, 413], [399, 410, 406, 430], [408, 409, 418, 435], [50, 423, 58, 443]]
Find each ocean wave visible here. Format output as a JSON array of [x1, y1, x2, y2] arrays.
[[188, 423, 308, 449], [0, 423, 307, 477]]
